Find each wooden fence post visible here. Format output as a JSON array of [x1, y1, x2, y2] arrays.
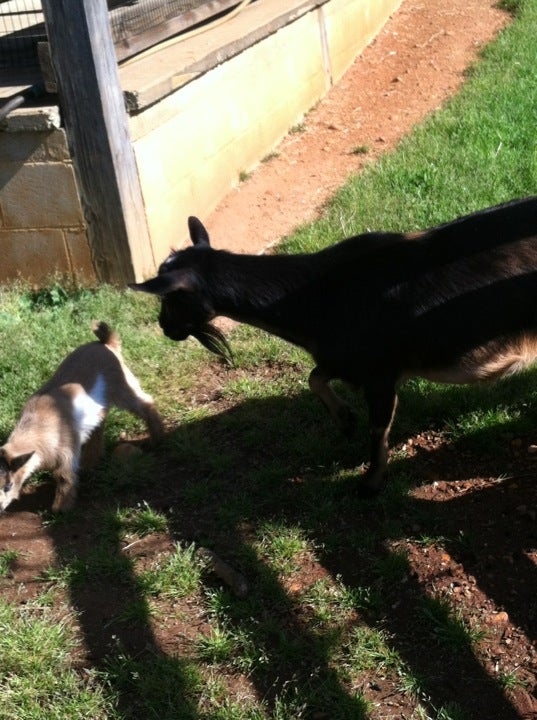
[[41, 0, 155, 284]]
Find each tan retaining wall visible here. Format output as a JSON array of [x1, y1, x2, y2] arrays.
[[0, 0, 400, 284], [127, 0, 402, 267]]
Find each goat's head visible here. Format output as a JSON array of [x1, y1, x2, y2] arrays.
[[0, 447, 35, 512], [130, 217, 233, 363]]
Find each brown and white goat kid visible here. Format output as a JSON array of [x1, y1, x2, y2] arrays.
[[0, 322, 163, 512], [130, 197, 537, 495]]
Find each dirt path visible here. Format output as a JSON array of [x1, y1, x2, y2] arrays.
[[205, 0, 509, 254]]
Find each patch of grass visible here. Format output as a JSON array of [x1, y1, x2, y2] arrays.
[[138, 543, 202, 599], [373, 548, 410, 583], [254, 521, 311, 574], [50, 546, 134, 587], [436, 703, 473, 720], [299, 577, 355, 628], [104, 652, 202, 720], [0, 599, 117, 719], [195, 625, 240, 664], [496, 669, 529, 691], [261, 151, 279, 163], [421, 595, 487, 648], [289, 121, 306, 134], [344, 625, 403, 674], [1, 1, 536, 716], [0, 549, 19, 578], [282, 0, 537, 255], [115, 502, 168, 538]]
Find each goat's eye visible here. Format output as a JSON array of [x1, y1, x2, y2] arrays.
[[3, 482, 13, 493]]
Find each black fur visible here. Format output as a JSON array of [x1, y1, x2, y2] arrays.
[[130, 197, 537, 495]]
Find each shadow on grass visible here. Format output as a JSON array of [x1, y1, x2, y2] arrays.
[[33, 371, 537, 718]]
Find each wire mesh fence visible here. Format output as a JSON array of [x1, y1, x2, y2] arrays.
[[109, 0, 240, 62], [0, 0, 239, 70]]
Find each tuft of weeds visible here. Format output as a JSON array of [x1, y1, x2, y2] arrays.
[[420, 595, 487, 648], [0, 549, 19, 578], [114, 502, 168, 538], [262, 151, 279, 163], [138, 543, 202, 599], [351, 144, 370, 155], [254, 521, 312, 575], [289, 122, 306, 134]]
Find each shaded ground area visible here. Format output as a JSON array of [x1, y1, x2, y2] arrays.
[[3, 1, 537, 718], [2, 368, 537, 718]]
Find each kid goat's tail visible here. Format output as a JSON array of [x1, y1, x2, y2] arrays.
[[92, 320, 121, 350]]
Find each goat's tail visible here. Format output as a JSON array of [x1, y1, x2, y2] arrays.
[[92, 320, 121, 351]]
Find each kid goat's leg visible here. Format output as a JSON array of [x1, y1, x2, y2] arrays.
[[308, 366, 357, 438], [52, 455, 78, 512], [115, 370, 164, 445], [361, 380, 398, 496], [80, 425, 105, 469]]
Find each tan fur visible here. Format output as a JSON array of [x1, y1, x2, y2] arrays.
[[0, 322, 164, 513], [403, 230, 427, 241], [412, 332, 537, 385]]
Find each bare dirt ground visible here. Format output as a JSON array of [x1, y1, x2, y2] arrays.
[[205, 0, 509, 254], [3, 2, 537, 718]]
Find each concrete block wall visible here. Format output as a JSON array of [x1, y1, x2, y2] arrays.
[[0, 0, 400, 285], [0, 118, 95, 285], [129, 0, 402, 267]]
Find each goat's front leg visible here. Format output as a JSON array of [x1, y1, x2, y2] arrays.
[[309, 366, 357, 439], [360, 381, 398, 496]]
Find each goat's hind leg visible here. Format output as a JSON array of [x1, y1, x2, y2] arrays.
[[360, 380, 398, 497], [114, 371, 165, 445], [52, 455, 78, 512], [308, 367, 357, 439], [80, 425, 105, 469]]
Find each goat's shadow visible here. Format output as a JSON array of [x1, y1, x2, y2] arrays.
[[10, 371, 537, 718]]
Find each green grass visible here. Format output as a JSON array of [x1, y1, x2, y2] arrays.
[[1, 1, 536, 717], [282, 0, 537, 255], [0, 598, 118, 719], [420, 595, 487, 648], [0, 549, 19, 578]]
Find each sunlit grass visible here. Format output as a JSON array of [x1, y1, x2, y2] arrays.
[[0, 1, 535, 716]]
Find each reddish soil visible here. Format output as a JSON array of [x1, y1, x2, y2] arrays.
[[3, 2, 537, 718], [205, 0, 508, 254]]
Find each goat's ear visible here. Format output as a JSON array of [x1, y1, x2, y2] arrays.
[[188, 216, 211, 247], [9, 451, 34, 473], [128, 271, 194, 297]]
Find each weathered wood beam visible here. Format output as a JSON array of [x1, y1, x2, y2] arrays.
[[41, 0, 155, 284]]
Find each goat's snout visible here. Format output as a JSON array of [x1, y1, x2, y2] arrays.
[[160, 322, 192, 341]]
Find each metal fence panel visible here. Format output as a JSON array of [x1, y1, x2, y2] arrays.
[[0, 0, 239, 70]]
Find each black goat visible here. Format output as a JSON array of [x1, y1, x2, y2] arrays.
[[130, 197, 537, 495]]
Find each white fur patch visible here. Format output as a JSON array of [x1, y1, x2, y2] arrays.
[[72, 374, 107, 443]]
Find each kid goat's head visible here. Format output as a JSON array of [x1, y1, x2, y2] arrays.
[[0, 448, 35, 512], [129, 216, 233, 363]]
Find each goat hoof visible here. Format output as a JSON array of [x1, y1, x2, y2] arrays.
[[356, 471, 386, 498]]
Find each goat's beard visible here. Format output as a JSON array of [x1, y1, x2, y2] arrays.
[[192, 323, 233, 366]]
